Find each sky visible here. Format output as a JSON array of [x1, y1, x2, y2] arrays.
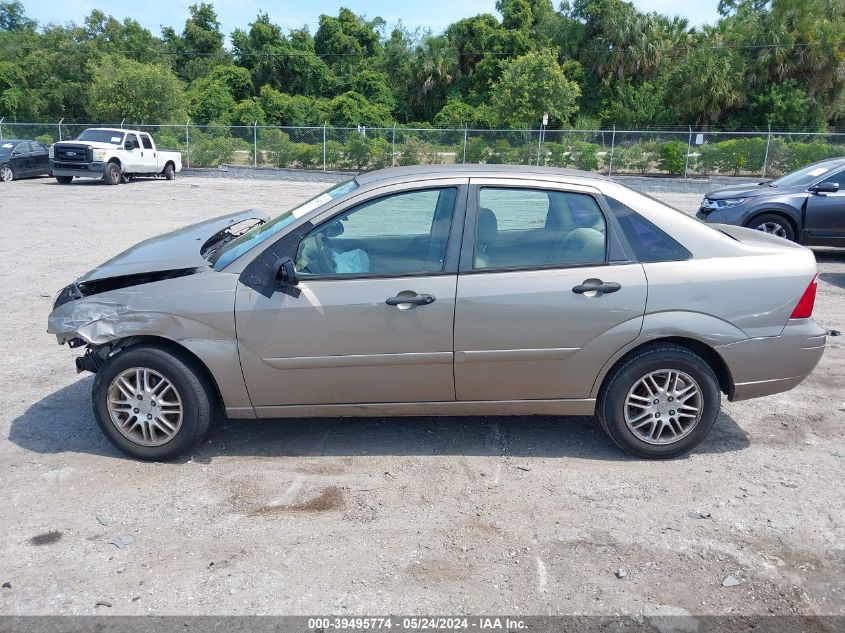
[[21, 1, 722, 39]]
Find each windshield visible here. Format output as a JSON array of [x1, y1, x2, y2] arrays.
[[76, 130, 125, 144], [211, 179, 359, 270], [0, 142, 15, 155], [770, 160, 842, 188]]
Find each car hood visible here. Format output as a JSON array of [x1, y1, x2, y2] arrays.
[[704, 183, 775, 200], [54, 140, 119, 151], [78, 209, 270, 283]]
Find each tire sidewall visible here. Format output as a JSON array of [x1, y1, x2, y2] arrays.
[[164, 164, 175, 179], [600, 349, 721, 459], [92, 346, 211, 461]]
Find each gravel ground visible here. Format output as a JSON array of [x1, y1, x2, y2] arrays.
[[0, 175, 842, 618]]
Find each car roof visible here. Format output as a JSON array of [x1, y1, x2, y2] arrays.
[[1, 139, 32, 144], [355, 164, 611, 186]]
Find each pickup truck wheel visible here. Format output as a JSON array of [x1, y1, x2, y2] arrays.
[[0, 164, 14, 182], [163, 163, 175, 180], [104, 162, 121, 185], [55, 175, 73, 184]]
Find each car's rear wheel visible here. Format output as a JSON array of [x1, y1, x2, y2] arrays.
[[103, 162, 121, 185], [597, 344, 721, 459], [55, 175, 73, 184], [163, 163, 175, 180], [92, 345, 213, 461], [0, 164, 14, 182], [747, 213, 795, 241]]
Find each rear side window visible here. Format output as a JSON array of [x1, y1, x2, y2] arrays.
[[141, 134, 154, 149], [605, 196, 690, 262]]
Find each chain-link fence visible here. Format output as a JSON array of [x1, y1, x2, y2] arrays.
[[1, 120, 843, 178]]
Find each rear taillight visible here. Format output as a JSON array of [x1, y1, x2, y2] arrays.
[[791, 275, 817, 319]]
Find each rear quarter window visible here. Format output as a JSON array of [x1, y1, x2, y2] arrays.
[[605, 196, 691, 262]]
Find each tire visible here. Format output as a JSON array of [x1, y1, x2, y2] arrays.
[[92, 345, 214, 461], [597, 344, 721, 459], [55, 175, 73, 184], [0, 163, 14, 182], [163, 163, 175, 180], [103, 162, 121, 185], [746, 213, 795, 242]]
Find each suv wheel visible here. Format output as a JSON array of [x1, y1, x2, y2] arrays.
[[104, 162, 121, 185], [748, 213, 795, 241], [92, 345, 214, 461], [597, 344, 721, 459], [0, 164, 14, 182]]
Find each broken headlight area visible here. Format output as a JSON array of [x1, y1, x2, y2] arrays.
[[53, 268, 200, 310]]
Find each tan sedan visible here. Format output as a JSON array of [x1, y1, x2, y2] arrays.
[[48, 165, 826, 460]]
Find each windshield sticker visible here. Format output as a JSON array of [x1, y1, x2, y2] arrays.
[[293, 193, 333, 218], [807, 168, 828, 177], [1, 143, 12, 148], [111, 136, 122, 143]]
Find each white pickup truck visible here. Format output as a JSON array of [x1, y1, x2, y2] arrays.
[[50, 128, 182, 185]]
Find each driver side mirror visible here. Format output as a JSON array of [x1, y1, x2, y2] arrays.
[[810, 182, 839, 194], [274, 256, 298, 286]]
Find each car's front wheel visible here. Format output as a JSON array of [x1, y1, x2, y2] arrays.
[[597, 344, 721, 459], [0, 164, 15, 182], [92, 345, 214, 461], [747, 213, 795, 241]]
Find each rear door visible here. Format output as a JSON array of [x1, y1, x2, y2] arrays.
[[453, 179, 647, 401], [235, 180, 467, 409], [805, 169, 845, 245], [29, 142, 49, 175], [138, 133, 158, 172]]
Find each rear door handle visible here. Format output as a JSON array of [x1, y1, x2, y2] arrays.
[[386, 293, 436, 307], [572, 278, 622, 296]]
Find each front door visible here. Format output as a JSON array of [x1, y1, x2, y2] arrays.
[[454, 182, 647, 401], [236, 184, 466, 409], [122, 133, 143, 171], [805, 170, 845, 245]]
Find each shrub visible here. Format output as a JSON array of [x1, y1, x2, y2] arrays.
[[342, 133, 390, 170], [35, 133, 54, 145], [781, 141, 841, 173], [190, 135, 251, 167], [293, 143, 322, 169], [461, 136, 489, 163], [616, 143, 653, 174], [398, 137, 440, 166], [658, 141, 687, 175]]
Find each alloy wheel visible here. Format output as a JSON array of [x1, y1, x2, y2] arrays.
[[0, 166, 12, 182], [755, 221, 787, 238], [106, 367, 183, 446], [624, 369, 703, 445]]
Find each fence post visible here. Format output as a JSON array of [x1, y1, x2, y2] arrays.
[[120, 118, 125, 130], [253, 122, 258, 167], [58, 118, 64, 142], [391, 122, 397, 168], [608, 125, 616, 176], [684, 125, 693, 179], [462, 124, 468, 164], [762, 124, 772, 179], [185, 121, 190, 169], [535, 125, 543, 166], [322, 123, 327, 171], [0, 118, 4, 140]]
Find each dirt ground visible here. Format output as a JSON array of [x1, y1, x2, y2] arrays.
[[0, 174, 842, 618]]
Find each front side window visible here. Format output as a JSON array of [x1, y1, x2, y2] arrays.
[[296, 188, 457, 277], [473, 188, 607, 270], [125, 134, 140, 149]]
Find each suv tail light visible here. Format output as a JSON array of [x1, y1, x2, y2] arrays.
[[791, 275, 817, 319]]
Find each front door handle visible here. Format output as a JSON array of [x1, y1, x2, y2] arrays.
[[572, 278, 622, 296], [386, 293, 436, 307]]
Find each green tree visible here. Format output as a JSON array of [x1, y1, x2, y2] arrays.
[[0, 1, 35, 31], [329, 91, 392, 126], [87, 55, 186, 123], [491, 50, 580, 127], [162, 3, 228, 80]]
